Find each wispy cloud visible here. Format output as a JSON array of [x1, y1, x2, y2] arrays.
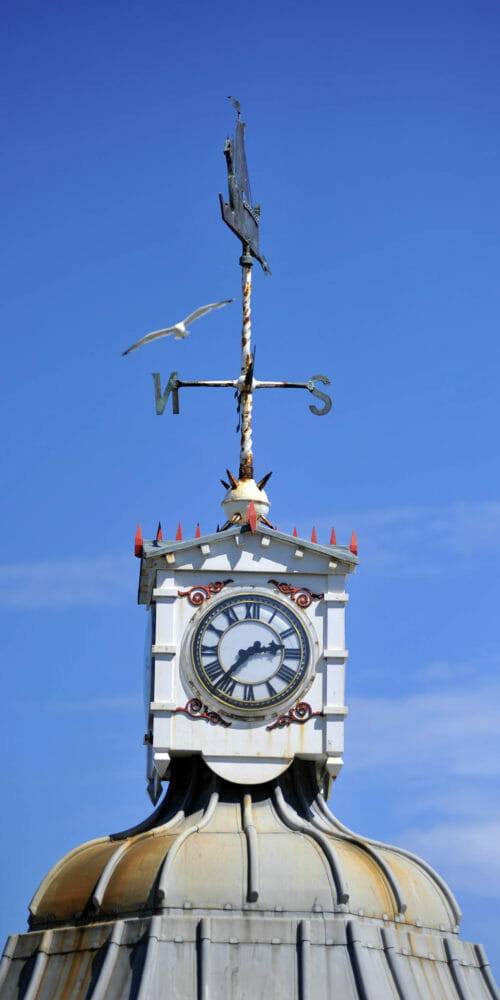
[[315, 500, 500, 572], [344, 675, 500, 895], [46, 694, 142, 712], [401, 822, 500, 898], [0, 555, 134, 607], [348, 679, 500, 779]]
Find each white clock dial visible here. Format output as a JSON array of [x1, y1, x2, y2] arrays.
[[185, 590, 314, 718]]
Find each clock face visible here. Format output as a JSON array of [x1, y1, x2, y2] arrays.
[[186, 590, 313, 718]]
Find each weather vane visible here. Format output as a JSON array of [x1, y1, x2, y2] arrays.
[[123, 98, 332, 500]]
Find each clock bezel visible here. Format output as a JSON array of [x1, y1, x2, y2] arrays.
[[180, 586, 318, 720]]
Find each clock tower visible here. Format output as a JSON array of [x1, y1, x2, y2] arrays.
[[140, 494, 357, 799], [1, 104, 498, 1000]]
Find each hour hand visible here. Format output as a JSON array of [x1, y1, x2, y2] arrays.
[[226, 646, 255, 675]]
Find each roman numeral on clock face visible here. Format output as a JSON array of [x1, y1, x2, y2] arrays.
[[277, 664, 295, 684], [201, 643, 218, 656], [283, 647, 301, 660], [244, 602, 260, 619], [206, 622, 224, 638], [223, 605, 239, 625], [279, 626, 294, 639], [204, 661, 225, 684], [243, 684, 256, 701], [217, 673, 237, 695]]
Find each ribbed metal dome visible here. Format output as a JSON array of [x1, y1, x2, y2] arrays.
[[1, 758, 499, 999], [28, 758, 459, 933]]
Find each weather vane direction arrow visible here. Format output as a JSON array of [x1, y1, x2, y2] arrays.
[[125, 99, 332, 490]]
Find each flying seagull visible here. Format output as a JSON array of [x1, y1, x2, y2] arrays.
[[122, 299, 234, 355]]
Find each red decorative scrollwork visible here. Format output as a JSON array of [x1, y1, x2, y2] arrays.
[[268, 580, 324, 608], [175, 698, 232, 728], [177, 579, 234, 606], [266, 702, 323, 731]]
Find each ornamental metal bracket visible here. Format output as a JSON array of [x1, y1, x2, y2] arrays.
[[175, 698, 232, 728], [177, 580, 234, 607], [268, 581, 324, 608], [266, 702, 323, 731]]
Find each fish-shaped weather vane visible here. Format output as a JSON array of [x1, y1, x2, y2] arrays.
[[219, 97, 270, 273], [122, 299, 233, 355]]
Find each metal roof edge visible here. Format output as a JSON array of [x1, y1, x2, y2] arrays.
[[140, 523, 359, 567]]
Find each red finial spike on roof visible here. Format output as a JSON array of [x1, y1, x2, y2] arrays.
[[311, 526, 318, 543], [330, 526, 337, 545], [195, 523, 201, 538], [134, 524, 143, 557], [247, 500, 257, 534], [216, 524, 220, 532], [293, 526, 298, 537], [350, 530, 358, 556], [274, 525, 278, 530], [156, 522, 163, 542], [176, 523, 182, 541]]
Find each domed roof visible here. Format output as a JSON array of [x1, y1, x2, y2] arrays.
[[28, 758, 459, 934], [2, 760, 498, 1000]]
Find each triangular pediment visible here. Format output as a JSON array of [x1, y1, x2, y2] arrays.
[[138, 523, 357, 605]]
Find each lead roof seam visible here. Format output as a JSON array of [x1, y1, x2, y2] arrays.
[[91, 804, 189, 913], [87, 920, 126, 1000], [156, 779, 219, 903], [242, 792, 259, 903], [314, 792, 462, 926], [474, 944, 500, 1000], [135, 915, 163, 1000], [292, 767, 407, 916], [381, 927, 412, 1000], [444, 936, 475, 1000], [308, 799, 407, 917], [272, 784, 349, 905], [18, 931, 53, 1000], [28, 837, 113, 919], [298, 918, 312, 1000], [0, 936, 19, 993], [346, 919, 371, 1000]]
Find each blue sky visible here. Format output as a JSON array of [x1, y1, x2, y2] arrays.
[[2, 0, 500, 977]]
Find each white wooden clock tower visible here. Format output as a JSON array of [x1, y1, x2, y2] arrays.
[[140, 502, 357, 802]]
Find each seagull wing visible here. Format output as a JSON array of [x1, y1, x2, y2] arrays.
[[182, 299, 234, 327], [122, 327, 176, 356]]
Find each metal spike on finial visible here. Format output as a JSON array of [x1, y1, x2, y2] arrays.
[[350, 530, 358, 555], [156, 522, 163, 541], [220, 479, 230, 490], [176, 523, 183, 541], [226, 468, 238, 489], [256, 471, 272, 490], [134, 524, 143, 557], [330, 527, 337, 545], [247, 500, 257, 534]]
